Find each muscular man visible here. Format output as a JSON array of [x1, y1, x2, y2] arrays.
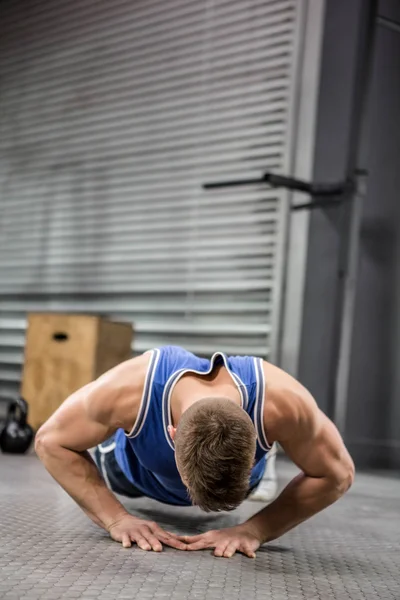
[[35, 345, 354, 559]]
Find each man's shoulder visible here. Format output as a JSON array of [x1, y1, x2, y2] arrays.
[[261, 361, 317, 443], [97, 352, 152, 388], [261, 361, 313, 400], [91, 353, 152, 428]]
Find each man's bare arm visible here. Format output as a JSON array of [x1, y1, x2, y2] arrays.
[[244, 387, 355, 543], [35, 355, 187, 551], [35, 356, 145, 530]]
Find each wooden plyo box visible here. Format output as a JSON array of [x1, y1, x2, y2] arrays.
[[21, 313, 134, 430]]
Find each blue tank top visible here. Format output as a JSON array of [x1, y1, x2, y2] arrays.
[[114, 345, 271, 506]]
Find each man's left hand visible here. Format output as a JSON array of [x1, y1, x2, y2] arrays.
[[178, 524, 262, 558]]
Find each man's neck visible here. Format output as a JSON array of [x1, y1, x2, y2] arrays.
[[170, 367, 241, 426]]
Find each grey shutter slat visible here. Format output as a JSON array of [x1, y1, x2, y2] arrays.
[[0, 0, 300, 397]]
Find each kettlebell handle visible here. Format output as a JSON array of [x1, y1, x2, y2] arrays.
[[8, 396, 29, 426]]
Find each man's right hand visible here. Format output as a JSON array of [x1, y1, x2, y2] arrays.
[[107, 515, 188, 552]]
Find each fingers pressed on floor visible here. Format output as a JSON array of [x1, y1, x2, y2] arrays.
[[158, 535, 188, 550], [135, 536, 152, 551], [121, 533, 132, 548], [214, 545, 228, 557], [186, 539, 210, 551], [149, 525, 186, 548], [241, 545, 256, 559], [223, 541, 239, 558], [145, 534, 163, 552]]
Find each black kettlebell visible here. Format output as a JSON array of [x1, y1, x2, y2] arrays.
[[0, 396, 34, 454]]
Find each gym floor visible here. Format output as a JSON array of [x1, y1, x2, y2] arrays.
[[0, 455, 399, 600]]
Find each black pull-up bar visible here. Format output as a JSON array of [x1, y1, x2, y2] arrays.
[[203, 172, 355, 211]]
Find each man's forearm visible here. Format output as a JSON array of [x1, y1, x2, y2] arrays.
[[244, 471, 351, 543], [36, 441, 129, 530]]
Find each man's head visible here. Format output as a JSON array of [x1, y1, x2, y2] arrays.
[[171, 397, 257, 512]]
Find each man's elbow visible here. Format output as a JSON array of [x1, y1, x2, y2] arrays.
[[334, 459, 355, 497], [34, 426, 60, 461]]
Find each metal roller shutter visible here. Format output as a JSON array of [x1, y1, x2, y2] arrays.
[[0, 0, 302, 397]]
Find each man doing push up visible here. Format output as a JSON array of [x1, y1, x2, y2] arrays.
[[35, 345, 354, 559]]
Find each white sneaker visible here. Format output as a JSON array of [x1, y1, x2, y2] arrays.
[[249, 443, 278, 503]]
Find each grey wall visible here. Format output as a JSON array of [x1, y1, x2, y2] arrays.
[[345, 4, 400, 469], [299, 0, 400, 469], [298, 0, 376, 416]]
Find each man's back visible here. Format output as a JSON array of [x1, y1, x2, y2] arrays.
[[111, 345, 272, 505]]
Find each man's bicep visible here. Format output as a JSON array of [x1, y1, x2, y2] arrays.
[[37, 380, 118, 453], [281, 410, 353, 482], [267, 390, 354, 483]]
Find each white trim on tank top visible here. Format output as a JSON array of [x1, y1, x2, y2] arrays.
[[253, 357, 271, 451], [125, 348, 161, 438]]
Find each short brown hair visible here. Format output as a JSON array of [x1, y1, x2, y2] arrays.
[[174, 397, 257, 512]]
